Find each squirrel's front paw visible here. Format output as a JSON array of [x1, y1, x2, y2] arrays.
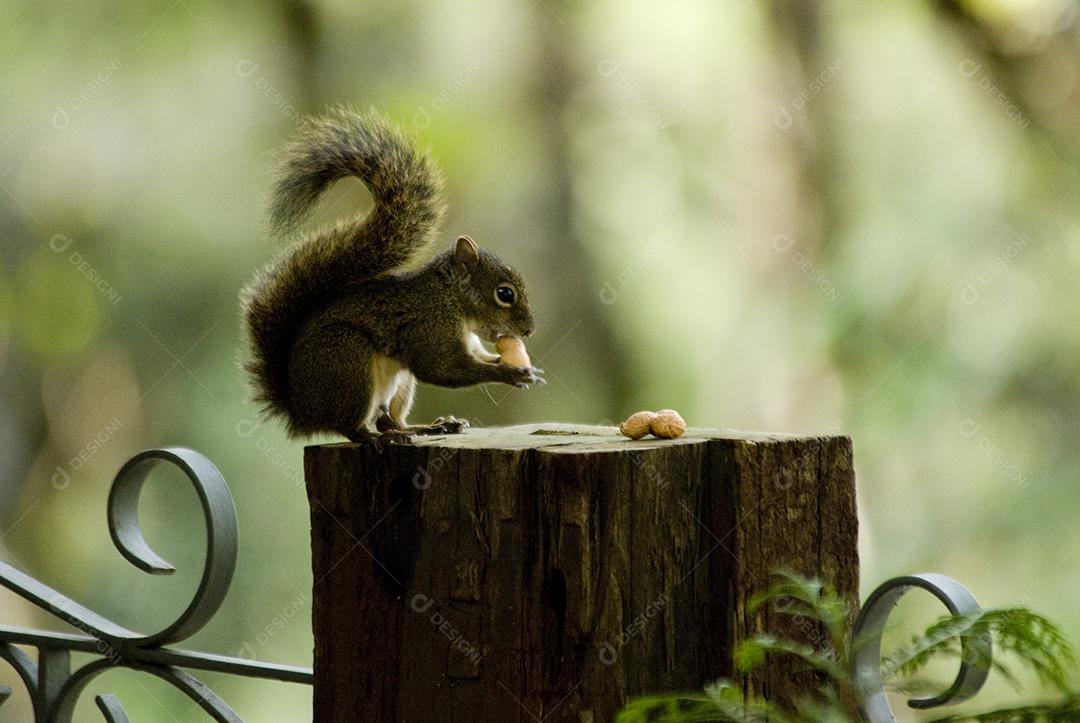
[[431, 415, 470, 433], [505, 364, 546, 388]]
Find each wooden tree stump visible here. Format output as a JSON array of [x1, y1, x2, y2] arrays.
[[305, 423, 857, 722]]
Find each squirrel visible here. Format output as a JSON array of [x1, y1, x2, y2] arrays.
[[240, 107, 544, 441]]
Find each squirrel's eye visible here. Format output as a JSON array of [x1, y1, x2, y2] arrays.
[[495, 285, 516, 308]]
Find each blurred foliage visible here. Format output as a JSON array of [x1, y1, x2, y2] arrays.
[[3, 0, 1080, 719]]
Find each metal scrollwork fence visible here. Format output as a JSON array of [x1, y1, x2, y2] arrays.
[[0, 448, 312, 722]]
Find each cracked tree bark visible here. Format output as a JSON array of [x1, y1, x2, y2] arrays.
[[305, 423, 858, 722]]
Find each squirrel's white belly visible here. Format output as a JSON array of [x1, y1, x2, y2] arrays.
[[368, 354, 408, 420]]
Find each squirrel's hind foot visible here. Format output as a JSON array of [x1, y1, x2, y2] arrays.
[[374, 413, 470, 438], [345, 428, 379, 444]]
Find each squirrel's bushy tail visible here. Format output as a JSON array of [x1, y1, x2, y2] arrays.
[[241, 107, 446, 428]]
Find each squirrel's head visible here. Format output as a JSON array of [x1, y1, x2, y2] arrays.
[[447, 235, 535, 343]]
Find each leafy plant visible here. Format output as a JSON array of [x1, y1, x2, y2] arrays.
[[616, 571, 1078, 723]]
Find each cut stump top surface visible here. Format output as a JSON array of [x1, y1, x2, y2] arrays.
[[314, 422, 844, 454]]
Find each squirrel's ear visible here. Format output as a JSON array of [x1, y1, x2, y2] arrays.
[[454, 235, 480, 267]]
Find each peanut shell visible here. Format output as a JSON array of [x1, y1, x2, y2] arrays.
[[496, 335, 531, 368], [619, 411, 658, 440], [650, 409, 686, 439]]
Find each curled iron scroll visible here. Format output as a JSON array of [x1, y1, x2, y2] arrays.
[[0, 448, 237, 648], [106, 448, 239, 647], [851, 573, 992, 722], [0, 447, 310, 722]]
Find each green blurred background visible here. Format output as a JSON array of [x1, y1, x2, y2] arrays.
[[2, 0, 1079, 719]]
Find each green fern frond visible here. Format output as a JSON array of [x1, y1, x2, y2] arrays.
[[735, 636, 846, 683], [884, 607, 1075, 695], [881, 610, 987, 679], [748, 571, 848, 630], [746, 570, 850, 656], [614, 680, 787, 723]]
